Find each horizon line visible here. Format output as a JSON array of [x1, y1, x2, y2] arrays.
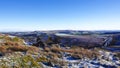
[[1, 29, 120, 32]]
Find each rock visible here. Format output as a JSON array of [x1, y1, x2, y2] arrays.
[[33, 37, 46, 49], [0, 53, 3, 57]]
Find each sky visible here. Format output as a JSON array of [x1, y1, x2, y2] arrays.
[[0, 0, 120, 31]]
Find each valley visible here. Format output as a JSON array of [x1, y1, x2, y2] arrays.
[[0, 30, 120, 68]]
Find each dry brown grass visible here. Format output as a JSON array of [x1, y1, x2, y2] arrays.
[[4, 41, 21, 46], [28, 46, 40, 52], [0, 46, 7, 53], [51, 46, 61, 53], [65, 47, 100, 59], [0, 35, 24, 46], [44, 47, 51, 52], [0, 45, 40, 55], [43, 45, 100, 59], [7, 45, 28, 52]]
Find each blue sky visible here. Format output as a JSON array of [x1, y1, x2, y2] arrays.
[[0, 0, 120, 31]]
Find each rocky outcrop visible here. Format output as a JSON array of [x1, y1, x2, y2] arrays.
[[33, 37, 46, 49]]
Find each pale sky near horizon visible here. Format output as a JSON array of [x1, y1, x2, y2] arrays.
[[0, 0, 120, 31]]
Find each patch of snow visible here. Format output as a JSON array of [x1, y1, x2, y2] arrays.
[[8, 35, 16, 38]]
